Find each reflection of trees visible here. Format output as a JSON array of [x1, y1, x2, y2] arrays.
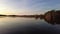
[[44, 10, 60, 24]]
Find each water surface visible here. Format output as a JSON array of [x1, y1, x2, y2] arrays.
[[0, 17, 60, 34]]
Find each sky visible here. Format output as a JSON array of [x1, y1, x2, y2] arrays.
[[0, 0, 60, 15]]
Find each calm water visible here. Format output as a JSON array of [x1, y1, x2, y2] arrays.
[[0, 17, 60, 34]]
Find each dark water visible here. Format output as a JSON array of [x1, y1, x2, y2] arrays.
[[0, 17, 60, 34]]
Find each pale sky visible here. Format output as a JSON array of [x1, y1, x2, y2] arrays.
[[0, 0, 60, 15]]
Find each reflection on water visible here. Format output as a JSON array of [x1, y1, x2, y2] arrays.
[[0, 17, 60, 34], [44, 17, 60, 24]]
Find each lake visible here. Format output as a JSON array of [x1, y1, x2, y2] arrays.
[[0, 17, 60, 34]]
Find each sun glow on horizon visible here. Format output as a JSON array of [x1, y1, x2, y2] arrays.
[[0, 6, 24, 15], [0, 7, 29, 15], [0, 7, 15, 15]]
